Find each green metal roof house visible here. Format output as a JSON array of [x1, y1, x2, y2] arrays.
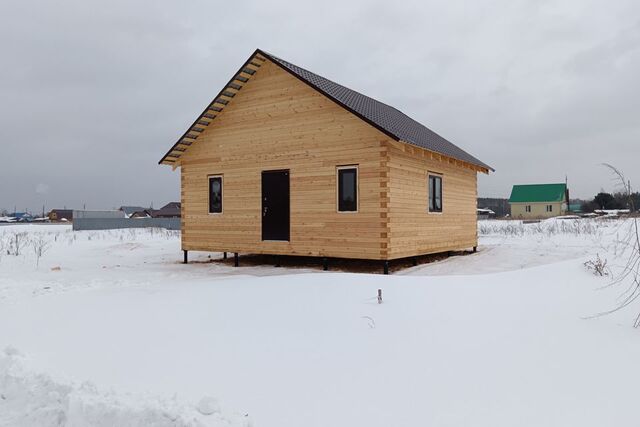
[[509, 183, 569, 219]]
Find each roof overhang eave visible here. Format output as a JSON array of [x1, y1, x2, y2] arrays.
[[398, 140, 493, 174]]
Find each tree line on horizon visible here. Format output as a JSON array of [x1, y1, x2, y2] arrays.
[[581, 192, 640, 212]]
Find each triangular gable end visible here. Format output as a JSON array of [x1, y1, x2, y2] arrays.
[[160, 49, 492, 173], [159, 49, 267, 167]]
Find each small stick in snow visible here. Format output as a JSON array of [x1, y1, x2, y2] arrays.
[[377, 289, 383, 304], [361, 316, 376, 329]]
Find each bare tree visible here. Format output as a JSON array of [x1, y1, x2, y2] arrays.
[[593, 164, 640, 327], [31, 234, 50, 267], [603, 163, 635, 211]]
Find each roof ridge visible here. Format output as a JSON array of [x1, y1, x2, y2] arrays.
[[262, 51, 434, 124], [263, 51, 402, 109]]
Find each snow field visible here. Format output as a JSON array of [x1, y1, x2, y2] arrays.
[[1, 219, 640, 426]]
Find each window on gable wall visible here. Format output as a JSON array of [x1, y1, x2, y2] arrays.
[[337, 166, 358, 212], [209, 175, 223, 213]]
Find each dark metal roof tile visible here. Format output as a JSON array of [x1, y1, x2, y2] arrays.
[[260, 50, 492, 171]]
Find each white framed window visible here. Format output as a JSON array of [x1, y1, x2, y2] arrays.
[[428, 173, 443, 213], [546, 205, 553, 212], [525, 205, 531, 213], [337, 165, 358, 213], [208, 175, 223, 214]]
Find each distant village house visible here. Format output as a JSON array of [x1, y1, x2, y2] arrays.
[[119, 206, 148, 218], [48, 209, 73, 222], [153, 202, 181, 218], [130, 202, 181, 219], [9, 212, 34, 222], [476, 208, 496, 220], [509, 183, 568, 219]]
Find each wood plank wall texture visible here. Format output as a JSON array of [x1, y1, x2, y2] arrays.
[[178, 59, 478, 260]]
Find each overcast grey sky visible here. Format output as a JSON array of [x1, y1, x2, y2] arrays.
[[2, 0, 639, 213]]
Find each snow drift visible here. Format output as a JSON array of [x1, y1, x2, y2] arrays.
[[0, 347, 251, 427]]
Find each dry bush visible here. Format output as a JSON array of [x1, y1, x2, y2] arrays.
[[0, 232, 5, 263], [9, 232, 29, 256], [584, 254, 610, 276], [31, 234, 51, 267], [478, 218, 602, 238]]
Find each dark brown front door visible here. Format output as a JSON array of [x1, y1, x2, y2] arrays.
[[262, 170, 290, 241]]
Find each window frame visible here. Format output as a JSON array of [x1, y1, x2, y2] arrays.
[[208, 174, 223, 215], [336, 165, 359, 213], [525, 205, 531, 213], [427, 172, 443, 214], [546, 204, 553, 212]]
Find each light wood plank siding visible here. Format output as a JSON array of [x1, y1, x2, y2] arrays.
[[387, 140, 478, 259], [179, 60, 391, 259]]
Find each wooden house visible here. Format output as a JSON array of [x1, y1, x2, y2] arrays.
[[48, 209, 73, 222], [159, 49, 492, 273], [509, 183, 568, 219]]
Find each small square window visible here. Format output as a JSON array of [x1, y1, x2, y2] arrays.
[[526, 205, 531, 213], [428, 174, 442, 213], [209, 175, 223, 214], [337, 166, 358, 212]]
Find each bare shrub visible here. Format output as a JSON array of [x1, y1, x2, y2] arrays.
[[9, 232, 29, 256], [0, 233, 5, 263], [478, 218, 602, 238], [31, 234, 51, 267], [584, 254, 610, 276]]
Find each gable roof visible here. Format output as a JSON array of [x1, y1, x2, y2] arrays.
[[148, 202, 181, 218], [160, 49, 492, 172], [130, 209, 153, 218], [160, 202, 181, 210], [119, 206, 147, 216], [509, 184, 567, 203]]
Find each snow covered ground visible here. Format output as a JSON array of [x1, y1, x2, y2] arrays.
[[1, 220, 640, 426]]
